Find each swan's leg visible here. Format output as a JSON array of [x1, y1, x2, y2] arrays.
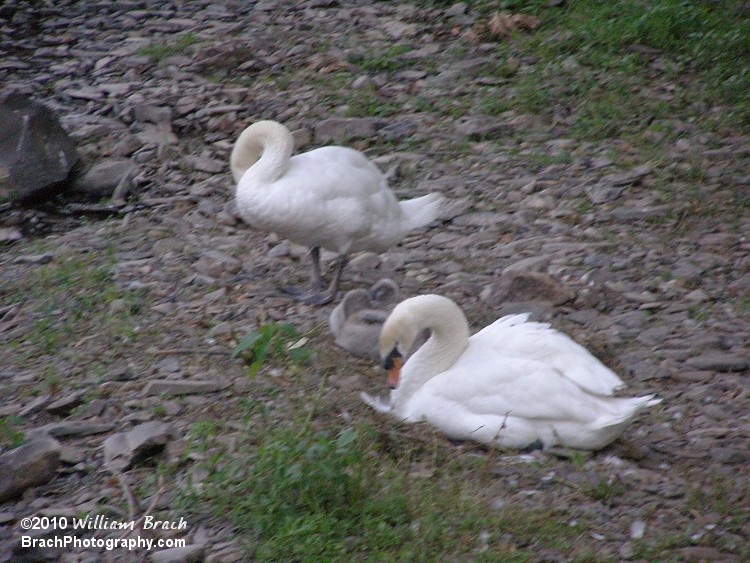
[[280, 248, 347, 306], [308, 246, 324, 288], [297, 253, 348, 306]]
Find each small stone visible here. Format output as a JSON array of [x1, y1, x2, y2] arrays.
[[710, 447, 749, 465], [59, 446, 86, 465], [152, 302, 178, 314], [72, 159, 139, 199], [584, 183, 624, 204], [314, 117, 379, 143], [445, 2, 467, 17], [502, 255, 552, 274], [381, 19, 417, 39], [26, 421, 115, 440], [152, 238, 186, 254], [19, 394, 52, 417], [14, 253, 54, 264], [0, 437, 61, 502], [352, 75, 375, 89], [47, 391, 85, 416], [452, 211, 513, 228], [685, 352, 748, 372], [629, 519, 646, 539], [486, 271, 574, 306], [0, 227, 23, 243], [184, 155, 225, 174], [349, 252, 381, 271], [455, 116, 509, 140], [103, 421, 175, 471], [150, 544, 205, 563], [109, 298, 130, 313], [143, 379, 222, 396]]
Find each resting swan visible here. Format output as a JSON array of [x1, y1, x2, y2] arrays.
[[230, 120, 444, 305], [361, 295, 661, 451]]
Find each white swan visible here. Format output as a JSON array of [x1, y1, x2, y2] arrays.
[[361, 295, 661, 451], [230, 121, 444, 304]]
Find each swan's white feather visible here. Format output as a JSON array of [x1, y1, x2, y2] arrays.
[[234, 125, 442, 255], [367, 295, 661, 451], [471, 313, 626, 395]]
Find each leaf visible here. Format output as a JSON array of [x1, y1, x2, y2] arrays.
[[336, 428, 358, 450], [288, 348, 311, 365], [232, 330, 265, 357], [276, 323, 300, 339]]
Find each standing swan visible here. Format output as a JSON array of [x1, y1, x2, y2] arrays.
[[230, 121, 444, 305], [361, 295, 661, 451]]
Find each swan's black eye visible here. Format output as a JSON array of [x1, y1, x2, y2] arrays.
[[382, 347, 402, 370]]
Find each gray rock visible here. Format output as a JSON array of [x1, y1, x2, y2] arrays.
[[0, 92, 79, 203], [314, 117, 380, 143], [601, 165, 651, 186], [685, 352, 748, 372], [349, 252, 381, 271], [184, 155, 225, 174], [584, 183, 624, 204], [710, 447, 749, 465], [0, 437, 61, 502], [103, 421, 175, 471], [0, 226, 22, 243], [71, 159, 139, 199], [143, 379, 222, 396], [484, 271, 574, 306], [150, 544, 205, 563], [452, 211, 513, 228], [26, 421, 115, 440], [493, 300, 554, 321], [47, 391, 86, 416], [379, 120, 417, 141], [13, 253, 53, 264], [455, 116, 510, 140]]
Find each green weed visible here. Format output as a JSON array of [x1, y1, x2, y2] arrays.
[[232, 322, 312, 378], [349, 44, 413, 73], [0, 417, 25, 449], [138, 32, 200, 63]]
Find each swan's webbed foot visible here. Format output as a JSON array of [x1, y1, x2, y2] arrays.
[[278, 283, 336, 305], [518, 439, 545, 452], [297, 288, 337, 306], [279, 248, 348, 307]]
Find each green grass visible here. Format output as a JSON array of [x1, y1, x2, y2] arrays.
[[138, 32, 201, 62], [183, 413, 587, 561], [0, 416, 25, 449], [473, 0, 750, 135], [348, 44, 414, 73], [2, 246, 150, 369], [177, 345, 590, 561]]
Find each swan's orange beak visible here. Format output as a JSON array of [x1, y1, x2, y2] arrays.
[[386, 356, 402, 389]]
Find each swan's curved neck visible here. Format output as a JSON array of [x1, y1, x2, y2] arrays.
[[231, 121, 294, 185], [391, 296, 470, 409]]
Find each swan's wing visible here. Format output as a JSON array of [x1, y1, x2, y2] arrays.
[[470, 317, 626, 395], [414, 355, 620, 427]]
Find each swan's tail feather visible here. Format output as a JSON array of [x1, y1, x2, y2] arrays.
[[601, 394, 661, 428], [399, 193, 444, 232]]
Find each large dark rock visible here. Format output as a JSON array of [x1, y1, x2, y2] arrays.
[[0, 92, 79, 203], [0, 437, 61, 502]]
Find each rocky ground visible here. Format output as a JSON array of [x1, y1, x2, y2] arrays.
[[1, 1, 749, 561]]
